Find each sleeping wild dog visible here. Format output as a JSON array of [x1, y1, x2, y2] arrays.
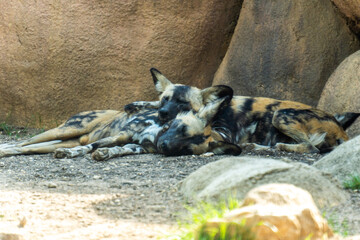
[[127, 70, 360, 155], [0, 68, 236, 160], [90, 93, 240, 160]]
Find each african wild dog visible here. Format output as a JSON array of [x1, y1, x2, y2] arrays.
[[158, 95, 360, 155], [0, 68, 234, 159], [126, 70, 360, 154], [90, 94, 241, 161], [155, 95, 242, 156]]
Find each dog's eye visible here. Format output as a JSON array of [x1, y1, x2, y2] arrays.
[[162, 96, 169, 102], [177, 99, 187, 104]]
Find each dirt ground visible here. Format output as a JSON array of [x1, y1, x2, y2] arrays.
[[0, 129, 359, 239]]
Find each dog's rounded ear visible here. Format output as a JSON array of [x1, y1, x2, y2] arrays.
[[197, 96, 230, 122], [200, 85, 233, 105], [150, 68, 173, 94]]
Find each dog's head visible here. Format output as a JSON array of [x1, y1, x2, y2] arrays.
[[151, 68, 233, 124], [156, 96, 241, 156]]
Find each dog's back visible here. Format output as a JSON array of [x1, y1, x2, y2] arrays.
[[211, 96, 351, 153]]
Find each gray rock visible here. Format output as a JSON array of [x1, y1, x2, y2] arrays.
[[314, 135, 360, 183], [180, 156, 348, 208], [317, 50, 360, 138]]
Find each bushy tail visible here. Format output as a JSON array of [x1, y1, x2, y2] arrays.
[[334, 112, 360, 130], [309, 132, 327, 147]]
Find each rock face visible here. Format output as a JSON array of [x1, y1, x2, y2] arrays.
[[180, 157, 348, 208], [213, 0, 360, 106], [0, 0, 241, 128], [317, 50, 360, 138], [314, 135, 360, 183], [331, 0, 360, 36], [198, 184, 334, 240], [0, 233, 24, 240]]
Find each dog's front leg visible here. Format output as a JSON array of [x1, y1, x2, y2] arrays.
[[91, 144, 146, 161], [54, 145, 94, 158], [54, 133, 130, 158]]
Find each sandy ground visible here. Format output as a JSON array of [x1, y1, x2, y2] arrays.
[[0, 130, 359, 239]]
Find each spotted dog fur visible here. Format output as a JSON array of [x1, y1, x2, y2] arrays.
[[93, 95, 241, 160], [0, 68, 234, 160], [208, 96, 359, 153], [156, 95, 241, 156], [126, 73, 360, 154]]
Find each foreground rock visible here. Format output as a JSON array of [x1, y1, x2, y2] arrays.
[[0, 233, 24, 240], [213, 0, 359, 106], [344, 236, 360, 240], [314, 135, 360, 183], [0, 0, 241, 128], [180, 157, 348, 208], [317, 50, 360, 138], [197, 184, 334, 240]]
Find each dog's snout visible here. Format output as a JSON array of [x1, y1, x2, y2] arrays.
[[159, 109, 168, 119]]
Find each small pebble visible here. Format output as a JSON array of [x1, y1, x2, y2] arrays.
[[47, 182, 57, 188], [93, 175, 102, 180], [0, 162, 5, 167], [18, 216, 27, 228]]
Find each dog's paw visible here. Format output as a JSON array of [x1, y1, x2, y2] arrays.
[[241, 143, 273, 152], [0, 149, 7, 158], [275, 143, 320, 154], [54, 147, 88, 158], [54, 148, 71, 158], [92, 148, 110, 161], [0, 147, 21, 158]]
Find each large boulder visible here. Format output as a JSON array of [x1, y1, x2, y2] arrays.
[[180, 157, 348, 208], [198, 184, 334, 240], [317, 50, 360, 138], [345, 236, 360, 240], [331, 0, 360, 36], [0, 0, 241, 128], [0, 233, 24, 240], [213, 0, 360, 106], [314, 135, 360, 183]]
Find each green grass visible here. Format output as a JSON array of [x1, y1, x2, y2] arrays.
[[323, 212, 349, 237], [0, 121, 44, 139], [0, 111, 46, 138], [163, 197, 255, 240], [0, 122, 18, 136], [343, 174, 360, 190]]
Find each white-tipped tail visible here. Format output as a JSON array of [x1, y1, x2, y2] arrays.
[[309, 133, 327, 146]]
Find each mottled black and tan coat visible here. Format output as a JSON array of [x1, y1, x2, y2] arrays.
[[128, 69, 360, 155], [0, 69, 237, 160]]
